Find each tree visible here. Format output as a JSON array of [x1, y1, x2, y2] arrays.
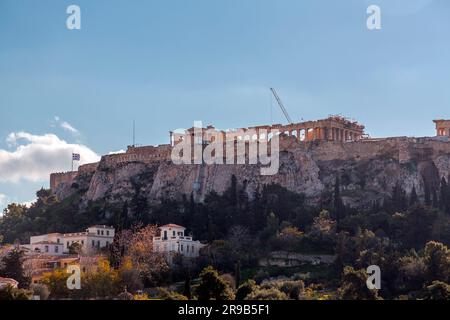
[[80, 259, 121, 299], [423, 241, 449, 283], [42, 269, 71, 299], [0, 249, 30, 288], [422, 281, 450, 300], [236, 280, 257, 300], [333, 175, 346, 225], [196, 266, 235, 300], [246, 288, 288, 300], [68, 242, 83, 255], [124, 225, 169, 286], [338, 267, 380, 300], [0, 285, 31, 300], [235, 261, 241, 289], [183, 272, 192, 300]]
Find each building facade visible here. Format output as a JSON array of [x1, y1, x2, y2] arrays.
[[27, 225, 115, 256], [153, 224, 205, 259]]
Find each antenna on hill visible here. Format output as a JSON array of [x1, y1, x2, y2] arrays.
[[133, 120, 136, 147]]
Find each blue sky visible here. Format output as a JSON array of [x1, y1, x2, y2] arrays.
[[1, 0, 449, 210]]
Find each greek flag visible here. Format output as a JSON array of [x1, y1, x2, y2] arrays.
[[72, 153, 81, 161]]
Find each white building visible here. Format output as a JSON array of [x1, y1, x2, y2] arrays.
[[153, 224, 205, 259], [28, 225, 115, 256], [0, 277, 19, 289]]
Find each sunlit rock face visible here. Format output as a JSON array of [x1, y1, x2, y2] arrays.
[[52, 136, 450, 210]]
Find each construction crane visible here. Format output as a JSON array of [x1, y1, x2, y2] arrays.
[[270, 88, 293, 124]]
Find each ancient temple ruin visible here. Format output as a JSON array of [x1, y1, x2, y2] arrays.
[[434, 119, 450, 137], [170, 116, 365, 146]]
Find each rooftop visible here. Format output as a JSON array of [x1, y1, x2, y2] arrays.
[[160, 224, 185, 229]]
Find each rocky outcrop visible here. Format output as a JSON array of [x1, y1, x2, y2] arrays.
[[52, 136, 450, 209]]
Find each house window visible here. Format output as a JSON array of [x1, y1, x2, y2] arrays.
[[181, 245, 184, 252], [186, 246, 189, 253], [55, 246, 59, 253], [92, 240, 95, 247], [97, 241, 100, 248], [106, 241, 109, 247], [97, 230, 100, 235], [106, 231, 110, 236], [45, 246, 49, 253], [81, 240, 84, 245], [173, 231, 176, 237], [101, 230, 104, 236], [163, 231, 167, 240]]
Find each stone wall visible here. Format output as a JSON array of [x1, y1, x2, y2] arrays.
[[102, 144, 172, 166], [50, 171, 78, 191]]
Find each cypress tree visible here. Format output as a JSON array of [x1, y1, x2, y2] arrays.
[[334, 175, 345, 225], [235, 261, 241, 289], [183, 271, 192, 300]]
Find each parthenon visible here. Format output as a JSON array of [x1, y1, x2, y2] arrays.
[[170, 115, 365, 146]]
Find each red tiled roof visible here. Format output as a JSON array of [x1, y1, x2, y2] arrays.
[[159, 224, 185, 229]]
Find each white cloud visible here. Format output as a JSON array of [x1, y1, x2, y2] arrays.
[[21, 199, 36, 208], [0, 132, 100, 183], [0, 194, 7, 207], [60, 121, 80, 135], [108, 149, 126, 155]]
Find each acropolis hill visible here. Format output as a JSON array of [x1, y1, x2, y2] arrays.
[[50, 117, 450, 209]]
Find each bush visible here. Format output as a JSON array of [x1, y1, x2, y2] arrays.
[[154, 287, 188, 300], [196, 266, 235, 301], [236, 280, 257, 300], [253, 270, 270, 285], [260, 280, 305, 300], [0, 285, 31, 300], [246, 288, 288, 300], [422, 281, 450, 300], [30, 284, 50, 300]]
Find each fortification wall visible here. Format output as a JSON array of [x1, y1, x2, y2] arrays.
[[50, 171, 78, 191], [78, 162, 99, 174], [102, 144, 172, 166]]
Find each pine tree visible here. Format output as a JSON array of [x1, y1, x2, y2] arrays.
[[333, 175, 345, 225], [0, 249, 30, 288]]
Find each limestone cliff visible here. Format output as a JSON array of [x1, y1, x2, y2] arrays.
[[52, 136, 450, 209]]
